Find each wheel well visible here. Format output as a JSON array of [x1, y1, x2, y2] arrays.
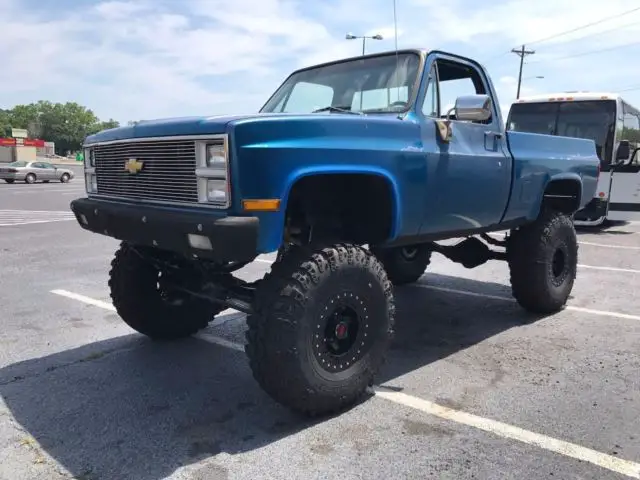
[[542, 179, 582, 214], [285, 173, 394, 245]]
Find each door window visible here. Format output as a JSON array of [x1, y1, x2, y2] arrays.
[[430, 58, 492, 124]]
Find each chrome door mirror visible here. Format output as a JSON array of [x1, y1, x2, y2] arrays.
[[449, 94, 493, 122]]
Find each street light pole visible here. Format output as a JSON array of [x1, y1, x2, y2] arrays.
[[345, 32, 384, 56], [345, 33, 384, 111], [519, 75, 544, 96]]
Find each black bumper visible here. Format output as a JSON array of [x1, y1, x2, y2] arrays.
[[70, 197, 259, 262], [574, 197, 608, 222]]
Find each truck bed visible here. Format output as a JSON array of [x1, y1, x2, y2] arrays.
[[502, 130, 600, 223]]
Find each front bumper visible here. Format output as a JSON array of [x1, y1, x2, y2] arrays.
[[574, 197, 608, 222], [70, 197, 259, 263]]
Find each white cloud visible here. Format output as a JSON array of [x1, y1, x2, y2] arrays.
[[1, 0, 639, 124]]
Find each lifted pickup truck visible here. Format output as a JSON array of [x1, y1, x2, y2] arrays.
[[71, 49, 600, 417]]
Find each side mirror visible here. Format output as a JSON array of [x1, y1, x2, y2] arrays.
[[616, 140, 631, 162], [449, 94, 493, 122]]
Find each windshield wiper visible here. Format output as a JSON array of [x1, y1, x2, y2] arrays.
[[311, 105, 363, 115]]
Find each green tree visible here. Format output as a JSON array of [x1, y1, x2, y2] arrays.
[[622, 127, 640, 143], [96, 119, 120, 132], [0, 109, 12, 137], [1, 101, 121, 154]]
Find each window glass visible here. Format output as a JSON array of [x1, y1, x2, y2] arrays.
[[421, 65, 439, 117], [281, 82, 334, 113], [262, 52, 421, 114]]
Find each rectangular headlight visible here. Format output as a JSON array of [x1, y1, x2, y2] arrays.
[[206, 144, 227, 171], [85, 173, 97, 193], [207, 179, 227, 203], [84, 148, 95, 167], [196, 136, 230, 208]]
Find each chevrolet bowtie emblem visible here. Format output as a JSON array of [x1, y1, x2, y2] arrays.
[[125, 158, 144, 174]]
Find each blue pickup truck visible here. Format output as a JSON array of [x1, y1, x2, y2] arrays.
[[71, 48, 600, 417]]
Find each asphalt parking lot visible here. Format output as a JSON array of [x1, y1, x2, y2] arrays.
[[1, 175, 639, 480]]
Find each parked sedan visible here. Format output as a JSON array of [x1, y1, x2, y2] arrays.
[[0, 161, 75, 184]]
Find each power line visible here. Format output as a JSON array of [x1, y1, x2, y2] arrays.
[[482, 50, 512, 65], [526, 39, 640, 64], [483, 8, 640, 65], [523, 6, 640, 47], [537, 20, 639, 49], [511, 45, 535, 99], [619, 84, 640, 93]]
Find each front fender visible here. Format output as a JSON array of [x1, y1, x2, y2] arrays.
[[250, 167, 403, 254], [228, 115, 426, 253]]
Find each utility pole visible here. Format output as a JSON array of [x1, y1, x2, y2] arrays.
[[511, 45, 535, 99]]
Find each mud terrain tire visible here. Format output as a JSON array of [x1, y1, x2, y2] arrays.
[[245, 243, 395, 416], [370, 244, 431, 286], [109, 242, 224, 340], [508, 211, 578, 313]]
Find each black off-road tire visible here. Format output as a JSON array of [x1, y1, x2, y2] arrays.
[[245, 243, 395, 417], [109, 242, 224, 340], [507, 210, 578, 313], [370, 244, 431, 286]]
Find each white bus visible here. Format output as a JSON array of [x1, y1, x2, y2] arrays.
[[507, 92, 640, 226]]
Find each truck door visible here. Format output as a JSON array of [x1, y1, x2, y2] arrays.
[[607, 104, 640, 221], [607, 155, 640, 221], [417, 54, 512, 235]]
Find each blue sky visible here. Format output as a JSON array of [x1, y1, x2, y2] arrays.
[[1, 0, 639, 124]]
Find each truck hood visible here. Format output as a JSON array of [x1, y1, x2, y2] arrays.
[[84, 114, 266, 144], [83, 112, 411, 145]]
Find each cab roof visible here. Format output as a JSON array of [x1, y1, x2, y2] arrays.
[[291, 48, 487, 74]]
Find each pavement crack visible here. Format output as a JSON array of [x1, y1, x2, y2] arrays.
[[0, 344, 138, 387]]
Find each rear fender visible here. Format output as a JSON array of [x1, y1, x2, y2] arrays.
[[503, 130, 599, 222], [538, 172, 584, 216]]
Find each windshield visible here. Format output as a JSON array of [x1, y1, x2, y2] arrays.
[[260, 52, 421, 114], [7, 161, 28, 167], [507, 100, 617, 163]]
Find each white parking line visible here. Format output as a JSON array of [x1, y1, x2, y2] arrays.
[[578, 264, 640, 274], [0, 210, 76, 227], [372, 388, 640, 479], [411, 284, 640, 321], [48, 288, 640, 479], [8, 189, 84, 195], [0, 219, 75, 227], [51, 289, 116, 311], [579, 241, 640, 250], [0, 185, 82, 190], [258, 257, 640, 275], [254, 257, 640, 321]]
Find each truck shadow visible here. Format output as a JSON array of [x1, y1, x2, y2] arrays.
[[0, 273, 551, 480]]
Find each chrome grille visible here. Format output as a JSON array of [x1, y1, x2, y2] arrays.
[[93, 138, 211, 204]]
